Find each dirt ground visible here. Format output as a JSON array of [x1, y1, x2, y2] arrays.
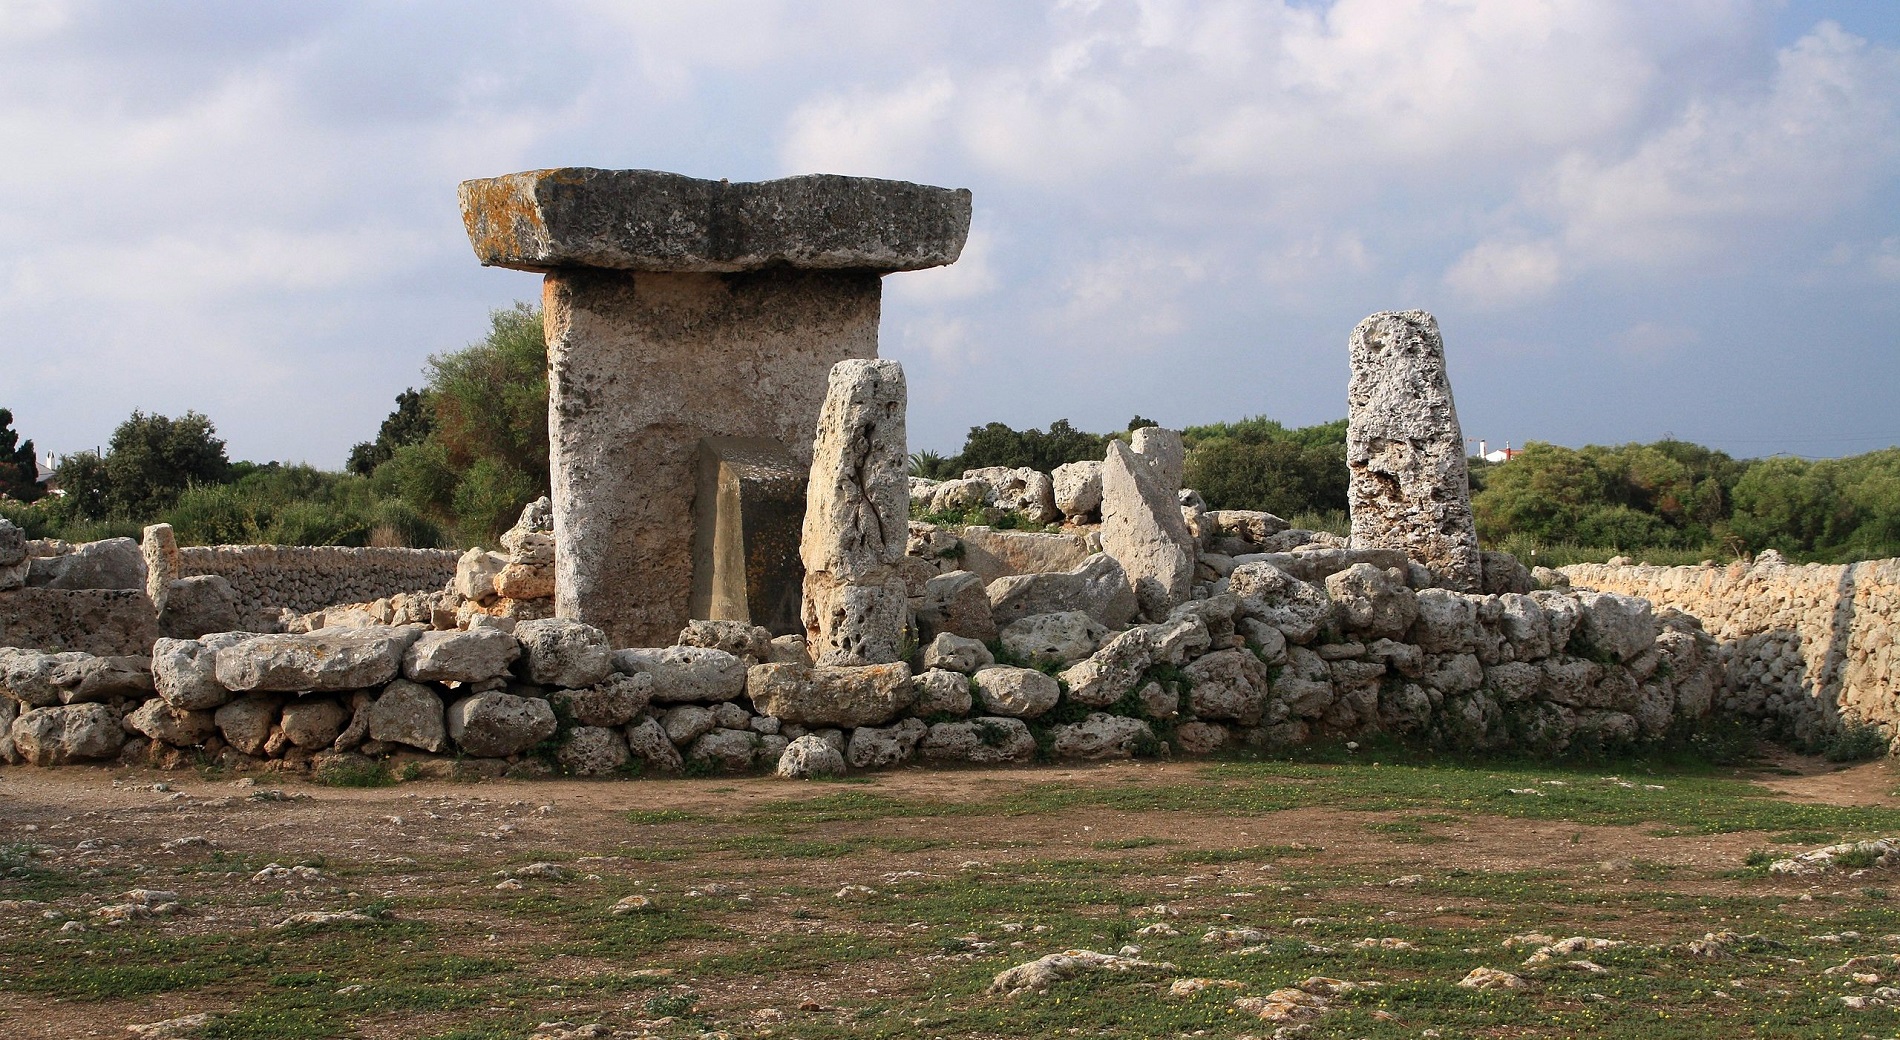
[[3, 754, 1898, 1039]]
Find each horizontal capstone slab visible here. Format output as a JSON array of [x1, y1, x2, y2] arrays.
[[459, 168, 972, 273]]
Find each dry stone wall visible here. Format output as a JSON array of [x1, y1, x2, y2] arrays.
[[177, 546, 460, 617], [1563, 555, 1900, 748]]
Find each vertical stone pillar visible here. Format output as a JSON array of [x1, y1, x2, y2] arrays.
[[460, 169, 970, 647], [800, 359, 910, 666], [141, 523, 179, 608], [1346, 310, 1481, 591]]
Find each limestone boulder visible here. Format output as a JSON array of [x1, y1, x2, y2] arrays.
[[1575, 592, 1659, 663], [746, 662, 914, 727], [447, 692, 557, 757], [909, 667, 975, 717], [49, 655, 153, 703], [0, 649, 81, 707], [920, 632, 993, 674], [551, 673, 652, 728], [215, 627, 421, 693], [1052, 461, 1103, 519], [624, 716, 685, 773], [1099, 441, 1196, 620], [455, 548, 507, 602], [1227, 562, 1333, 644], [514, 619, 614, 688], [1326, 563, 1417, 640], [963, 467, 1058, 525], [999, 612, 1107, 668], [1172, 720, 1229, 754], [688, 728, 763, 771], [157, 575, 240, 639], [494, 562, 554, 600], [987, 553, 1137, 630], [661, 704, 716, 745], [1206, 510, 1289, 546], [1410, 589, 1481, 654], [125, 700, 217, 746], [151, 638, 233, 711], [777, 733, 847, 778], [0, 588, 159, 656], [281, 698, 349, 750], [10, 703, 125, 764], [916, 570, 998, 643], [1049, 713, 1154, 760], [615, 646, 746, 703], [214, 695, 280, 755], [369, 679, 449, 753], [0, 517, 24, 568], [678, 619, 774, 662], [1480, 551, 1535, 595], [1185, 648, 1271, 724], [404, 628, 522, 684], [928, 478, 991, 514], [971, 665, 1059, 718], [1272, 646, 1335, 718], [1059, 627, 1158, 707], [1235, 547, 1412, 586], [955, 528, 1094, 585], [27, 537, 146, 591], [1495, 594, 1552, 660], [845, 717, 928, 768], [557, 725, 631, 776], [920, 717, 1035, 763]]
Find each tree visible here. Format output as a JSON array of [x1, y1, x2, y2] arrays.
[[50, 410, 230, 522], [347, 388, 434, 476], [952, 419, 1110, 474], [370, 303, 550, 546], [0, 408, 43, 503], [1180, 415, 1350, 517]]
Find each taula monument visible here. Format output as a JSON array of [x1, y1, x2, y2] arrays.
[[457, 169, 972, 647]]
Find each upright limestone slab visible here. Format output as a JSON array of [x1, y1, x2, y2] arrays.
[[1346, 310, 1481, 592], [801, 359, 909, 666], [1099, 440, 1196, 620], [460, 169, 971, 646]]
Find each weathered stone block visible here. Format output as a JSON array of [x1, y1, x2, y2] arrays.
[[1346, 310, 1480, 591], [0, 588, 158, 656], [459, 169, 971, 274]]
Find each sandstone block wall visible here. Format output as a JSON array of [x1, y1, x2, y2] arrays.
[[1563, 556, 1900, 746], [177, 546, 461, 617]]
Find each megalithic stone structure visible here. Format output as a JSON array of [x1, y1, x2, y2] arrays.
[[1345, 310, 1482, 592], [459, 169, 971, 647], [800, 359, 910, 666]]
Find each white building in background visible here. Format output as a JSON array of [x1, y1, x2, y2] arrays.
[[1473, 439, 1520, 464]]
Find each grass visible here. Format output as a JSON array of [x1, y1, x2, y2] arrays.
[[7, 750, 1899, 1038]]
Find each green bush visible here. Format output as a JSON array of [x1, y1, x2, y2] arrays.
[[1823, 723, 1891, 763]]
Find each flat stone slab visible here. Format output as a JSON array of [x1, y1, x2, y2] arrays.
[[460, 169, 972, 274]]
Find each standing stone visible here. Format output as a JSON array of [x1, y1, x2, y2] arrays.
[[460, 169, 970, 648], [141, 524, 180, 607], [800, 359, 910, 666], [1130, 427, 1186, 491], [1099, 441, 1196, 620], [1346, 311, 1481, 592], [0, 518, 25, 591]]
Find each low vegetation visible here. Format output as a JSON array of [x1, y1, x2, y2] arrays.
[[4, 750, 1898, 1038]]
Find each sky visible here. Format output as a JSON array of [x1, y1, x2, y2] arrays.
[[2, 0, 1898, 468]]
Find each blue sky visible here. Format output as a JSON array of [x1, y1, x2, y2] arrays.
[[2, 0, 1897, 467]]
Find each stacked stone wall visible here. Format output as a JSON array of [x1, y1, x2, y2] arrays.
[[1563, 557, 1900, 746], [177, 546, 460, 617]]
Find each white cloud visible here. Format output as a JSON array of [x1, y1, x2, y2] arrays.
[[1443, 239, 1563, 308], [780, 72, 958, 177]]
